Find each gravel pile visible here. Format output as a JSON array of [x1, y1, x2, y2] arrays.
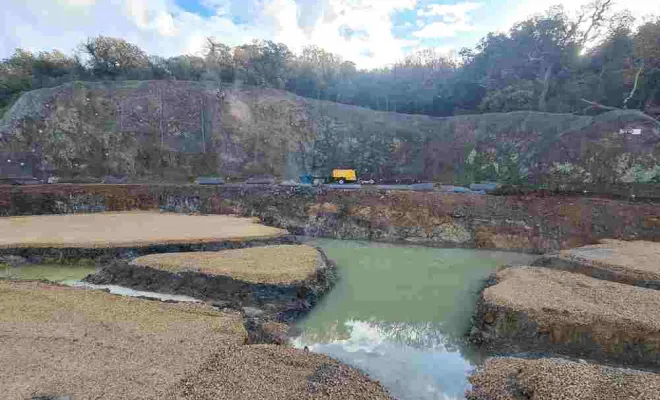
[[132, 245, 320, 284], [534, 239, 660, 288], [0, 280, 247, 400], [0, 212, 286, 249], [467, 357, 660, 400], [165, 344, 391, 400]]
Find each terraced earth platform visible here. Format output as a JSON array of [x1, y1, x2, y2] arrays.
[[0, 280, 246, 400], [85, 245, 336, 323], [471, 266, 660, 368], [467, 357, 660, 400], [534, 239, 660, 289], [0, 212, 291, 260], [131, 245, 321, 284]]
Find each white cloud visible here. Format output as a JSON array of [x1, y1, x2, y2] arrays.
[[417, 2, 482, 17], [1, 0, 423, 68], [413, 20, 474, 38], [412, 1, 482, 38]]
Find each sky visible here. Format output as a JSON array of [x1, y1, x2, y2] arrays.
[[2, 0, 658, 69]]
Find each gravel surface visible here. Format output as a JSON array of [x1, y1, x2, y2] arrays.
[[0, 280, 246, 400], [0, 212, 286, 248], [131, 245, 320, 284], [484, 266, 660, 332], [165, 344, 392, 400], [467, 357, 660, 400]]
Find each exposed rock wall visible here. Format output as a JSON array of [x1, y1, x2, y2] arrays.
[[1, 80, 659, 184], [1, 184, 658, 253]]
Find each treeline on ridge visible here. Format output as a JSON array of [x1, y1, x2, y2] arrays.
[[1, 1, 659, 119]]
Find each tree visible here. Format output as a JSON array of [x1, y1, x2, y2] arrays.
[[203, 37, 234, 82], [234, 40, 292, 89], [626, 18, 660, 112], [166, 55, 205, 81], [81, 36, 149, 78]]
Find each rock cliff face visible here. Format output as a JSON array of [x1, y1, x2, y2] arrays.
[[1, 80, 659, 184]]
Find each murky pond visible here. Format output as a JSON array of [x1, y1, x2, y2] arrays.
[[0, 263, 98, 282], [294, 239, 538, 400]]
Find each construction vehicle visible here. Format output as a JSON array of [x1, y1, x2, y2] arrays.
[[300, 169, 358, 185], [329, 169, 357, 184]]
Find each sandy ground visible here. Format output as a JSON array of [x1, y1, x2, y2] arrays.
[[165, 344, 391, 400], [0, 212, 287, 248], [131, 245, 320, 284], [0, 280, 246, 400], [556, 239, 660, 282], [467, 357, 660, 400], [484, 266, 660, 332]]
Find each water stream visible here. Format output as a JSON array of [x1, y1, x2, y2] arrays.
[[295, 239, 538, 400]]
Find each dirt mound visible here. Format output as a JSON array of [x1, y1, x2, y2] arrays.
[[534, 239, 660, 289], [467, 357, 660, 400], [471, 266, 660, 367]]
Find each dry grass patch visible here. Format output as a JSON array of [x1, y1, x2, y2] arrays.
[[132, 245, 320, 284], [468, 357, 660, 400], [0, 212, 287, 249], [0, 280, 246, 400]]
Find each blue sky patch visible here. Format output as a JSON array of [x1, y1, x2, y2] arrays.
[[174, 0, 214, 17]]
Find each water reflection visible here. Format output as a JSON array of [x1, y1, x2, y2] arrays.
[[296, 238, 537, 400], [294, 319, 473, 400]]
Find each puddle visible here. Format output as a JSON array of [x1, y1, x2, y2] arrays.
[[0, 263, 97, 282], [61, 281, 202, 303]]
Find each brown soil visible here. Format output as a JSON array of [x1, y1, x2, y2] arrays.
[[165, 344, 391, 400], [534, 239, 660, 288], [473, 266, 660, 366], [0, 280, 246, 400], [0, 212, 286, 249], [131, 245, 320, 284], [467, 357, 660, 400]]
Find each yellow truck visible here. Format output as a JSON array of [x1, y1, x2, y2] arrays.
[[301, 169, 358, 185], [330, 169, 357, 184]]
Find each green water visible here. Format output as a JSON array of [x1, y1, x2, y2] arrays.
[[0, 263, 98, 282], [295, 239, 538, 400]]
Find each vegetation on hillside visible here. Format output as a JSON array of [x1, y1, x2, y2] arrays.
[[1, 2, 659, 119]]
